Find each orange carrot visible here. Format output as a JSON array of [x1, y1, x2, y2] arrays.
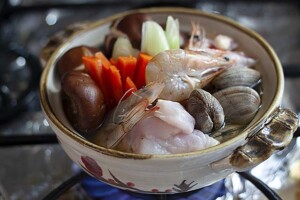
[[95, 52, 111, 69], [110, 57, 117, 66], [97, 55, 114, 108], [83, 54, 114, 108], [117, 56, 137, 85], [108, 65, 124, 103], [82, 56, 102, 86], [134, 53, 152, 89], [124, 76, 137, 99]]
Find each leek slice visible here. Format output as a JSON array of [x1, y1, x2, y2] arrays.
[[112, 37, 138, 59], [141, 21, 170, 56], [165, 16, 180, 49]]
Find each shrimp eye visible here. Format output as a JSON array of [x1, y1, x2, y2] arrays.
[[148, 99, 158, 109], [224, 56, 230, 61], [193, 35, 201, 41]]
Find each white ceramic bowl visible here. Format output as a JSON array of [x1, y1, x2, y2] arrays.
[[40, 7, 298, 194]]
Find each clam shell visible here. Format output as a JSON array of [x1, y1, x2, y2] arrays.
[[213, 86, 261, 125], [209, 124, 245, 142], [186, 89, 224, 133], [212, 67, 261, 90]]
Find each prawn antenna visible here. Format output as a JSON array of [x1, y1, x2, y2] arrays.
[[122, 88, 135, 100], [113, 88, 135, 122], [131, 89, 143, 99]]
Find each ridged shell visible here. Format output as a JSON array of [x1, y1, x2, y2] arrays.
[[212, 67, 261, 90], [213, 86, 261, 125], [186, 89, 224, 134]]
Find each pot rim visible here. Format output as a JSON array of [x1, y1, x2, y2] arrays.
[[40, 7, 284, 159]]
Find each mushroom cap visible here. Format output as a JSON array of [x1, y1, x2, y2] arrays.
[[61, 71, 106, 133]]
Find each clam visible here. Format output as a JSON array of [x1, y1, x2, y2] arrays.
[[209, 124, 245, 142], [186, 89, 225, 134], [211, 67, 261, 90], [213, 86, 261, 125]]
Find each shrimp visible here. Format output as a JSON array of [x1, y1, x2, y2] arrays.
[[187, 22, 237, 51], [187, 22, 212, 50], [90, 82, 164, 148], [146, 49, 234, 102], [145, 22, 256, 102], [187, 22, 255, 67]]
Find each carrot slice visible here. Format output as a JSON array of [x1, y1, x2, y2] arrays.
[[117, 56, 137, 86], [110, 57, 118, 66], [108, 65, 124, 103], [95, 52, 111, 69], [124, 76, 137, 99], [82, 56, 102, 86], [83, 54, 114, 108], [134, 53, 152, 89]]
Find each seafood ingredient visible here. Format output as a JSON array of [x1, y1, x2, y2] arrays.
[[187, 23, 237, 51], [202, 48, 256, 68], [209, 124, 245, 143], [213, 86, 261, 125], [146, 49, 232, 102], [91, 82, 164, 148], [186, 89, 224, 134], [186, 23, 255, 67], [116, 99, 219, 154], [187, 22, 211, 50], [212, 67, 261, 90], [61, 71, 106, 133], [213, 34, 237, 50], [154, 99, 195, 134]]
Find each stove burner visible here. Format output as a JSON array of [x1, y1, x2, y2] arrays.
[[0, 46, 41, 123], [81, 176, 226, 200], [42, 170, 284, 200]]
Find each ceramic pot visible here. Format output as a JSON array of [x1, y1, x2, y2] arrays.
[[40, 7, 298, 194]]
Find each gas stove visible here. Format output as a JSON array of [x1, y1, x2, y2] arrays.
[[0, 1, 300, 200]]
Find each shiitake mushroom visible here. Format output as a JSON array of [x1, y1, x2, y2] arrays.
[[57, 46, 98, 76], [116, 13, 151, 49], [61, 71, 106, 134], [104, 13, 151, 56]]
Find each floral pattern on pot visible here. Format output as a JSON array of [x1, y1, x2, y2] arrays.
[[80, 155, 198, 193]]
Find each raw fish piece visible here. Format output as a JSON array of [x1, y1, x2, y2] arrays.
[[154, 99, 195, 134], [116, 100, 219, 154]]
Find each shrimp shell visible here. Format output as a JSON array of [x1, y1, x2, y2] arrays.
[[91, 82, 164, 148], [146, 49, 229, 102]]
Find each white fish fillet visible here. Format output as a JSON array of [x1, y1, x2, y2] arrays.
[[116, 100, 219, 154]]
